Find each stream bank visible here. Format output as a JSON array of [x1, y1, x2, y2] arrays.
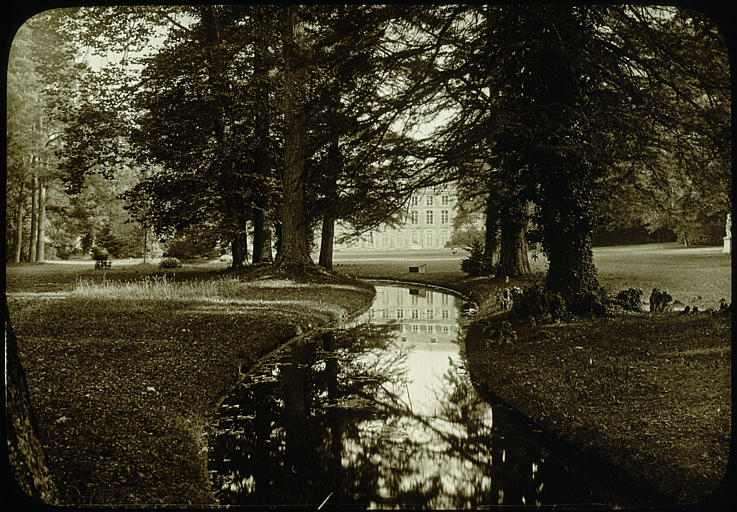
[[464, 309, 731, 506]]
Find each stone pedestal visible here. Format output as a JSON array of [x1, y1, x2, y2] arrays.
[[723, 236, 731, 254]]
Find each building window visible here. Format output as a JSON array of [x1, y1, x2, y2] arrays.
[[411, 196, 419, 206], [426, 210, 434, 224], [441, 210, 449, 224], [411, 230, 419, 244], [442, 195, 450, 206], [397, 308, 404, 318], [412, 309, 419, 319], [426, 196, 434, 206], [443, 325, 450, 333], [425, 231, 433, 247], [382, 309, 388, 318], [410, 210, 418, 224], [412, 324, 419, 332], [442, 310, 449, 319], [427, 309, 434, 319]]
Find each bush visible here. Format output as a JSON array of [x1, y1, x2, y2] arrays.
[[512, 284, 570, 323], [92, 247, 109, 261], [461, 240, 495, 276], [613, 288, 644, 311], [159, 257, 182, 269]]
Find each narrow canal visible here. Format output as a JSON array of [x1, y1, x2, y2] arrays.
[[208, 284, 630, 508]]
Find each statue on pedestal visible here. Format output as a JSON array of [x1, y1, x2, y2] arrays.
[[724, 213, 732, 254], [726, 213, 731, 238]]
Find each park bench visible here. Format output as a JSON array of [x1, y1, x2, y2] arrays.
[[95, 259, 112, 270], [408, 264, 427, 273], [93, 247, 111, 270]]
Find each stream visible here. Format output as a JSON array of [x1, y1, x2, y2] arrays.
[[207, 284, 635, 508]]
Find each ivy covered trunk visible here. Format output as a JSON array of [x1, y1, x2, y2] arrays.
[[537, 163, 601, 314], [275, 6, 313, 267]]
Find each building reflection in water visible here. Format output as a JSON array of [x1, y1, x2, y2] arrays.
[[208, 285, 623, 509]]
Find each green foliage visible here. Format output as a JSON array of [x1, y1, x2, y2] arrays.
[[159, 257, 181, 269], [92, 247, 108, 261], [613, 288, 644, 312], [460, 240, 494, 276], [162, 226, 220, 261], [448, 225, 484, 248], [511, 284, 570, 323]]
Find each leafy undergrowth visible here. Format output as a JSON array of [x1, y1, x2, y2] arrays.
[[465, 312, 731, 505], [7, 265, 374, 505]]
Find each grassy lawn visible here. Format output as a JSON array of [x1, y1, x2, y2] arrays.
[[336, 242, 732, 505], [7, 263, 374, 505]]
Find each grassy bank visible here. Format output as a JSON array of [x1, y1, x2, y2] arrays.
[[7, 264, 374, 505], [337, 243, 732, 505], [466, 312, 731, 505]]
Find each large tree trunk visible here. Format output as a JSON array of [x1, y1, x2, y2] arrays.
[[483, 191, 500, 267], [14, 180, 25, 263], [231, 221, 248, 269], [252, 35, 271, 265], [262, 226, 274, 262], [499, 217, 531, 277], [275, 6, 313, 268], [142, 228, 148, 264], [28, 175, 38, 263], [252, 209, 266, 264], [6, 310, 60, 504], [319, 213, 335, 270], [35, 182, 46, 263], [319, 138, 340, 270]]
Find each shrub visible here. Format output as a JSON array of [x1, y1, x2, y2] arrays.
[[512, 284, 570, 322], [159, 257, 182, 269], [613, 288, 644, 311], [460, 240, 494, 276], [92, 247, 109, 261], [574, 288, 612, 317]]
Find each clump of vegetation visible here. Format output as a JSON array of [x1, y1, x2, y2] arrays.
[[92, 247, 109, 261], [612, 287, 644, 311], [159, 257, 182, 269], [460, 240, 494, 276], [511, 284, 570, 323]]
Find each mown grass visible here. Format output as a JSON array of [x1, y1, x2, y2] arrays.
[[336, 242, 732, 505], [466, 311, 731, 505], [7, 263, 374, 505]]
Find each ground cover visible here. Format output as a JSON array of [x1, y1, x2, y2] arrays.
[[336, 243, 732, 505], [465, 312, 731, 505], [7, 263, 374, 505]]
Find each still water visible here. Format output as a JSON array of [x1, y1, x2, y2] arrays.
[[208, 284, 627, 508]]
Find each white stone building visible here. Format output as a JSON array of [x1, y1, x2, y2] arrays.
[[334, 185, 459, 250]]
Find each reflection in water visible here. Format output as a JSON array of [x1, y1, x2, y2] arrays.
[[209, 285, 621, 508]]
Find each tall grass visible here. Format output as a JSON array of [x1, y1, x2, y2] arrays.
[[71, 275, 249, 300]]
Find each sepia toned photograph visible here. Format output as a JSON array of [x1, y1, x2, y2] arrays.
[[5, 3, 731, 509]]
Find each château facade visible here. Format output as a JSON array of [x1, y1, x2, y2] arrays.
[[335, 185, 458, 250]]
